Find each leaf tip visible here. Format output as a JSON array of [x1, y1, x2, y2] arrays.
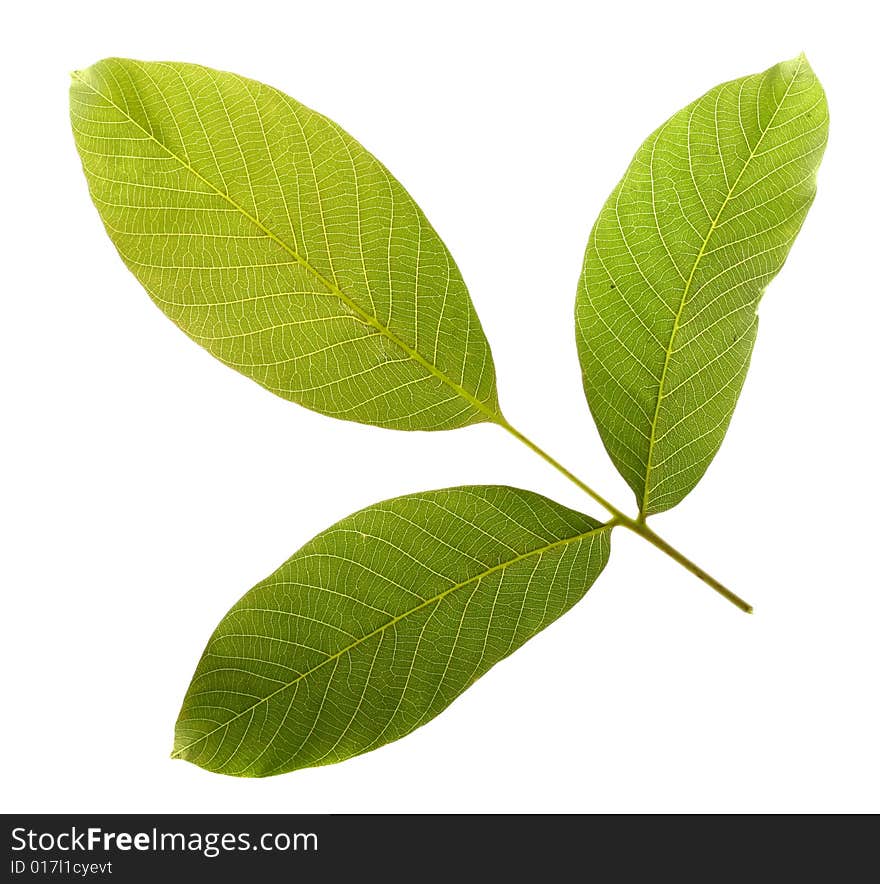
[[70, 62, 99, 81], [69, 65, 94, 92], [170, 723, 201, 764], [784, 51, 817, 79], [796, 51, 815, 73]]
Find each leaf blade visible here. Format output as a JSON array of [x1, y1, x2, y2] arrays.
[[576, 56, 828, 514], [70, 58, 499, 430], [173, 486, 611, 776]]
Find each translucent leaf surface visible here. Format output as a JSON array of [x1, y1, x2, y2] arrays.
[[576, 56, 828, 515], [70, 59, 498, 430], [174, 486, 610, 776]]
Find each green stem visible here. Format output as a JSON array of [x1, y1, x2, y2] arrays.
[[623, 520, 753, 614], [494, 417, 753, 614], [495, 417, 628, 521]]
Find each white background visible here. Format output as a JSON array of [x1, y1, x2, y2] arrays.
[[2, 0, 878, 813]]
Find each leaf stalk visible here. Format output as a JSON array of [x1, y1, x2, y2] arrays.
[[621, 519, 753, 613], [494, 417, 753, 613]]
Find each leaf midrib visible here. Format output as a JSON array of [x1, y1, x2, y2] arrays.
[[639, 58, 803, 516], [173, 523, 609, 757], [73, 70, 500, 424]]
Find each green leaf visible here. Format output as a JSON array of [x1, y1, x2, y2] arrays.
[[70, 59, 499, 430], [576, 55, 828, 515], [173, 486, 610, 776]]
